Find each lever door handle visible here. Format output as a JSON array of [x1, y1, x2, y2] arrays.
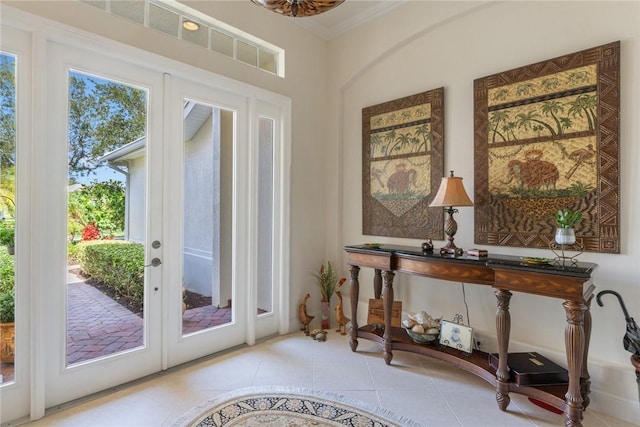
[[145, 258, 162, 268]]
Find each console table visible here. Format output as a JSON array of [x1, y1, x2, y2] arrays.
[[344, 244, 597, 427]]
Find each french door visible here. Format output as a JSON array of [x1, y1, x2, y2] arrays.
[[43, 41, 165, 406], [36, 40, 288, 408]]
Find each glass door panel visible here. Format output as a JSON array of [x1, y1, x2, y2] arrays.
[[181, 100, 233, 335], [66, 70, 148, 366], [0, 52, 16, 385], [257, 117, 274, 315]]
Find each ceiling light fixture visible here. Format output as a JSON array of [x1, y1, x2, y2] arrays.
[[182, 20, 200, 31], [251, 0, 345, 18]]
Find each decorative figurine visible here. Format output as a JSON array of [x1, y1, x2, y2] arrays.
[[335, 290, 350, 335], [298, 293, 314, 336], [310, 329, 327, 342]]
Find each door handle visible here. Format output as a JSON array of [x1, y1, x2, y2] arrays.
[[145, 258, 162, 268]]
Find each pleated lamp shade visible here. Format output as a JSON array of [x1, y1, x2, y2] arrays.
[[429, 171, 474, 208]]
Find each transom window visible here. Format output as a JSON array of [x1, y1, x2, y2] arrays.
[[80, 0, 284, 76]]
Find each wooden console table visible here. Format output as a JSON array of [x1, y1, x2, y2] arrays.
[[344, 244, 596, 427]]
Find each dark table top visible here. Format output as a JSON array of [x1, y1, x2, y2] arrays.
[[344, 244, 597, 279]]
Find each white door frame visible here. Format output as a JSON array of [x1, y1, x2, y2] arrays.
[[0, 24, 33, 425]]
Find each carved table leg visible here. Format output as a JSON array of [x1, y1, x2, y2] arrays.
[[581, 296, 593, 410], [495, 289, 512, 411], [373, 269, 382, 300], [348, 265, 360, 352], [382, 270, 395, 365], [563, 300, 587, 427]]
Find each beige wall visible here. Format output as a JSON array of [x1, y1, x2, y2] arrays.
[[329, 1, 639, 422]]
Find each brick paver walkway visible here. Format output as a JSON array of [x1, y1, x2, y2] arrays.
[[66, 282, 144, 364], [0, 271, 233, 384], [66, 275, 232, 364]]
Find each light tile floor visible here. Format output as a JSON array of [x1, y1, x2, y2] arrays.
[[16, 333, 637, 427]]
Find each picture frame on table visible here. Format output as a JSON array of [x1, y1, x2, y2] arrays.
[[439, 320, 473, 354]]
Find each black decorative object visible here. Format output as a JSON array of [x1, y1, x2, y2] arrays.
[[596, 290, 640, 402]]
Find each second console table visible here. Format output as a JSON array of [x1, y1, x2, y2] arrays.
[[344, 244, 597, 427]]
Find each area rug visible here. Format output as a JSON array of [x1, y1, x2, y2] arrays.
[[173, 386, 421, 427]]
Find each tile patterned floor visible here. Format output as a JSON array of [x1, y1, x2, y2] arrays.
[[17, 333, 638, 427]]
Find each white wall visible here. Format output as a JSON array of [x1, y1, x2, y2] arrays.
[[330, 1, 639, 422], [128, 155, 147, 243], [183, 113, 216, 299]]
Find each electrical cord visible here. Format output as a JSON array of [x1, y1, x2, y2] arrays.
[[461, 282, 481, 351], [461, 282, 471, 327]]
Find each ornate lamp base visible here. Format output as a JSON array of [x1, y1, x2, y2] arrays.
[[440, 207, 463, 257]]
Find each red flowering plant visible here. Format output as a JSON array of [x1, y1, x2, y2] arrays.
[[81, 222, 101, 241]]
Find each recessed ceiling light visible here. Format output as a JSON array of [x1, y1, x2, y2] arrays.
[[182, 20, 199, 31]]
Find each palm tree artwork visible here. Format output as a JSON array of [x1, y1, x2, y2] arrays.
[[362, 88, 444, 240], [475, 41, 621, 253]]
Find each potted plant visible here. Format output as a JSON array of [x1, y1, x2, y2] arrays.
[[0, 226, 15, 255], [313, 261, 346, 329], [0, 289, 15, 363], [554, 208, 582, 245]]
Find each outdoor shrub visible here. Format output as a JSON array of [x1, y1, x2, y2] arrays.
[[67, 241, 82, 265], [0, 289, 14, 323], [81, 241, 144, 302], [0, 249, 15, 294], [68, 180, 126, 239]]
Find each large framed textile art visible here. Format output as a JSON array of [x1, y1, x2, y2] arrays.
[[362, 88, 445, 239], [474, 42, 620, 253]]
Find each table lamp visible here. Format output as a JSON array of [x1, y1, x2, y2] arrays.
[[429, 171, 474, 256]]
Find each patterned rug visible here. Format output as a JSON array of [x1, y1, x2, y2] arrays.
[[173, 386, 421, 427]]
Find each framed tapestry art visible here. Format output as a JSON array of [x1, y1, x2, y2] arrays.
[[362, 88, 445, 239], [474, 42, 620, 253]]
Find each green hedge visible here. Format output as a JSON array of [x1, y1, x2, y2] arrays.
[[81, 241, 144, 301], [0, 247, 14, 294]]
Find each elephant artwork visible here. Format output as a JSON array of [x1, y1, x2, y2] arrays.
[[504, 149, 559, 190], [386, 163, 417, 194]]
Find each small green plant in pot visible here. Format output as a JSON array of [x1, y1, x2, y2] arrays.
[[554, 208, 582, 245], [0, 226, 14, 255]]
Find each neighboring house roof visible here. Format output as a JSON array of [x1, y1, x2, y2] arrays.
[[183, 100, 212, 141], [98, 101, 211, 164], [98, 136, 146, 163], [67, 183, 83, 192]]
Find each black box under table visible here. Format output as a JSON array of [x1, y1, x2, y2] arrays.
[[488, 352, 569, 386]]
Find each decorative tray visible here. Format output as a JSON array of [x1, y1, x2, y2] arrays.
[[521, 257, 552, 266]]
